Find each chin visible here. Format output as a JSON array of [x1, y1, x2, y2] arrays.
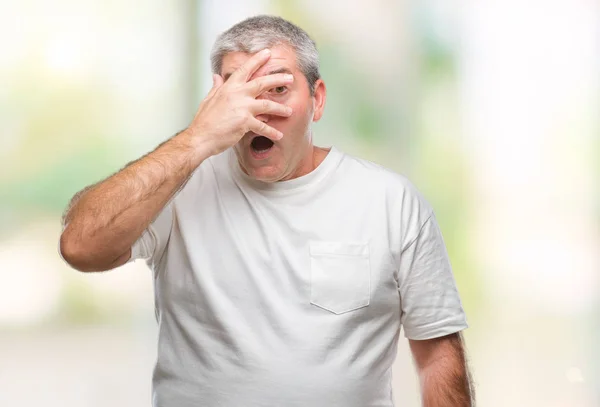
[[246, 165, 283, 182]]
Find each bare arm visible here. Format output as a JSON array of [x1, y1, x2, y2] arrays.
[[59, 131, 210, 272], [409, 332, 475, 407], [60, 48, 293, 272]]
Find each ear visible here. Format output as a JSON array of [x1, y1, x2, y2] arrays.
[[311, 79, 326, 122]]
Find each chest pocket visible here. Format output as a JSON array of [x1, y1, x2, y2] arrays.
[[309, 241, 371, 314]]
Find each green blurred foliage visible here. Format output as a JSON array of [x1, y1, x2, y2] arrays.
[[0, 66, 129, 235], [411, 7, 483, 319], [49, 277, 135, 326]]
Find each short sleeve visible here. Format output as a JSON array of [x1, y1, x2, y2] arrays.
[[128, 202, 174, 267], [397, 212, 469, 340]]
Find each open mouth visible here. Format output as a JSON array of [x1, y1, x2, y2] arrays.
[[250, 135, 275, 155]]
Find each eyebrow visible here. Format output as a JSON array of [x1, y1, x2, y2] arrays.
[[223, 67, 293, 82]]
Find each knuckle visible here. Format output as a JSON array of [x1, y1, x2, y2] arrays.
[[237, 66, 248, 77], [253, 79, 262, 94], [231, 107, 244, 122], [261, 99, 270, 111]]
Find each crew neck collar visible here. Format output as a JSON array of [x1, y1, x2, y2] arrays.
[[229, 145, 343, 194]]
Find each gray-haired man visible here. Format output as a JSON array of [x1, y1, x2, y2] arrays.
[[60, 15, 474, 407]]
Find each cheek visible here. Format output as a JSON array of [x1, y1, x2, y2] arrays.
[[285, 98, 311, 123]]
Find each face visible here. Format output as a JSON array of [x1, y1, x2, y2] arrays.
[[221, 44, 326, 182]]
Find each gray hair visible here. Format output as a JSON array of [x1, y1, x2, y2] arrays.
[[210, 15, 321, 95]]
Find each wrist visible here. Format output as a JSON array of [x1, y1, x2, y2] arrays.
[[176, 128, 215, 164]]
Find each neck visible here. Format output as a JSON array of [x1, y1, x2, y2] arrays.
[[282, 144, 328, 181]]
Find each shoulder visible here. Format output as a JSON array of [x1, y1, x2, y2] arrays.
[[336, 148, 434, 239], [338, 149, 431, 209]]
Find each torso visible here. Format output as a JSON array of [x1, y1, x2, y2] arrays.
[[148, 146, 422, 407]]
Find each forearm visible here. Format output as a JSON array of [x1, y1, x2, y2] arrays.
[[419, 353, 474, 407], [60, 130, 210, 271]]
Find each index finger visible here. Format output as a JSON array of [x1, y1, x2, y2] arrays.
[[228, 49, 272, 84]]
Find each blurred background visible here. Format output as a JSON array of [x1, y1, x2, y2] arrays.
[[1, 0, 598, 406]]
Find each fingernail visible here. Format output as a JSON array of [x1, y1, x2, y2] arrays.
[[286, 106, 293, 115], [284, 74, 294, 82], [262, 49, 271, 55], [277, 131, 284, 139]]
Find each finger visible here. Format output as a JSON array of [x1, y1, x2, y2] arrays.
[[247, 117, 283, 141], [229, 49, 272, 84], [214, 73, 224, 87], [249, 99, 293, 117], [206, 74, 223, 99], [247, 73, 294, 97]]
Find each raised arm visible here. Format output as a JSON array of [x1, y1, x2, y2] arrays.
[[59, 131, 209, 272], [409, 332, 475, 407], [59, 48, 294, 272]]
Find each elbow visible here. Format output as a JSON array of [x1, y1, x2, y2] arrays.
[[59, 231, 121, 272], [59, 232, 96, 272]]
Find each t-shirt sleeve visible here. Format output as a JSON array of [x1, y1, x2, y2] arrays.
[[397, 211, 469, 340], [128, 201, 174, 267]]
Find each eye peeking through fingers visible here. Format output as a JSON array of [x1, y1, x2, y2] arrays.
[[268, 86, 288, 95]]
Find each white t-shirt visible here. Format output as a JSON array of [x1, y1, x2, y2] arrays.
[[129, 145, 468, 407]]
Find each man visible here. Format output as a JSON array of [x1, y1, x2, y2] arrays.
[[60, 15, 474, 407]]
